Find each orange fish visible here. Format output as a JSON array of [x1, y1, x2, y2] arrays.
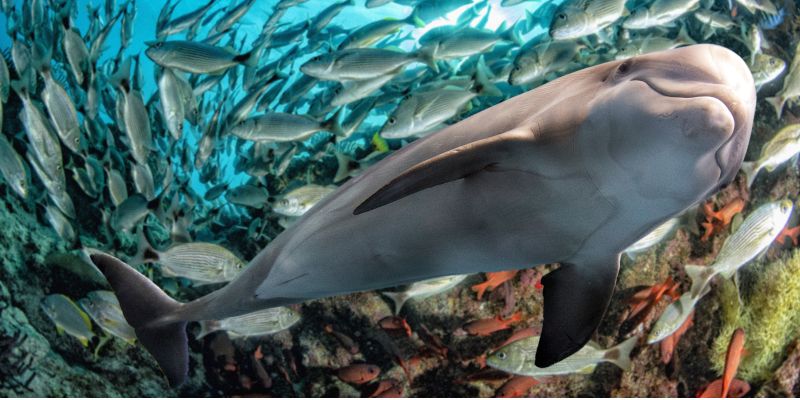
[[472, 270, 519, 300], [496, 376, 538, 398], [722, 328, 746, 398], [696, 378, 750, 398], [701, 198, 745, 241], [494, 327, 540, 352], [378, 316, 413, 337], [337, 363, 381, 385], [660, 309, 694, 364], [368, 379, 400, 398], [776, 225, 800, 246], [375, 384, 404, 397], [464, 312, 523, 336]]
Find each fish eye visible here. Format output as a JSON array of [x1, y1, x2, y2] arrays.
[[388, 117, 396, 124], [497, 352, 507, 360], [557, 13, 567, 20]]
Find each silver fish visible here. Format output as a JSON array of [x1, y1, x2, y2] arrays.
[[381, 88, 476, 139], [740, 125, 800, 188], [135, 236, 246, 285], [196, 307, 300, 339], [550, 0, 628, 39], [158, 68, 184, 139], [226, 184, 269, 208], [230, 113, 333, 142], [623, 0, 699, 30], [272, 184, 336, 217], [146, 40, 255, 75], [765, 42, 800, 118], [40, 68, 82, 153], [685, 199, 793, 298], [510, 40, 578, 86], [0, 134, 28, 199], [382, 274, 468, 314], [488, 335, 638, 377], [300, 48, 434, 82], [749, 53, 785, 91]]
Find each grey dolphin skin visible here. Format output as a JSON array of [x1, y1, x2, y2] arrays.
[[91, 44, 756, 386]]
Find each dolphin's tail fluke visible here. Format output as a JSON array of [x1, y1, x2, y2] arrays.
[[89, 252, 189, 386]]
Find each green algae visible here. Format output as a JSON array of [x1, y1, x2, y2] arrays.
[[711, 249, 800, 382]]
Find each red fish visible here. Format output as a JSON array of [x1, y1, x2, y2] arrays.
[[722, 328, 746, 398], [464, 312, 523, 336], [337, 363, 381, 385], [696, 378, 750, 398], [378, 316, 413, 337], [496, 376, 538, 398], [368, 379, 400, 397], [660, 309, 694, 364], [776, 225, 800, 246], [472, 270, 519, 300], [494, 327, 540, 352]]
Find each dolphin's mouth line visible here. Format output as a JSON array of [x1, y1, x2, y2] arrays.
[[631, 78, 736, 183]]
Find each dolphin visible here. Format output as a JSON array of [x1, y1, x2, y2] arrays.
[[91, 44, 756, 386]]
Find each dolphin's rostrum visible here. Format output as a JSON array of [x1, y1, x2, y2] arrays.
[[91, 44, 756, 386]]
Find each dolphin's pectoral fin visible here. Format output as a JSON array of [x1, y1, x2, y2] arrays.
[[354, 127, 538, 215], [535, 254, 621, 368]]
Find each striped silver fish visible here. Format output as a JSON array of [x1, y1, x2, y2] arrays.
[[0, 134, 28, 199], [41, 69, 82, 153], [41, 294, 94, 347], [145, 40, 255, 74], [272, 184, 336, 217], [740, 124, 800, 188], [196, 307, 300, 339], [230, 112, 332, 142], [685, 199, 792, 298], [488, 335, 638, 377], [136, 237, 246, 284]]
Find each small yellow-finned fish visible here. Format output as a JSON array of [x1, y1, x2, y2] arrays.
[[41, 294, 95, 347], [78, 291, 136, 344]]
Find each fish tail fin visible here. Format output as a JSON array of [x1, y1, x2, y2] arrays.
[[415, 46, 438, 74], [473, 55, 502, 97], [382, 291, 408, 315], [89, 252, 189, 386], [677, 23, 696, 45], [111, 58, 132, 92], [471, 281, 489, 300], [765, 95, 785, 119], [131, 228, 159, 266], [196, 320, 221, 339], [234, 49, 259, 68], [324, 107, 345, 137], [605, 335, 638, 371], [685, 264, 712, 298], [9, 80, 29, 98], [501, 23, 523, 46], [739, 161, 758, 189], [334, 150, 355, 183], [404, 9, 425, 28]]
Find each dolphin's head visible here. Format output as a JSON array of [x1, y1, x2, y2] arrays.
[[580, 44, 755, 205]]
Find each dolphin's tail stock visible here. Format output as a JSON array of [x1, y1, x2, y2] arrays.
[[89, 252, 190, 386]]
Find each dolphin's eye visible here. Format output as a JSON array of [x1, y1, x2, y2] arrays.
[[617, 60, 632, 75]]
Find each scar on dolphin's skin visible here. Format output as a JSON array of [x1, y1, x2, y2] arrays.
[[91, 45, 756, 385]]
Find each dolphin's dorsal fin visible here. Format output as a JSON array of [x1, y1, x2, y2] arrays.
[[353, 126, 539, 215], [534, 254, 621, 368]]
